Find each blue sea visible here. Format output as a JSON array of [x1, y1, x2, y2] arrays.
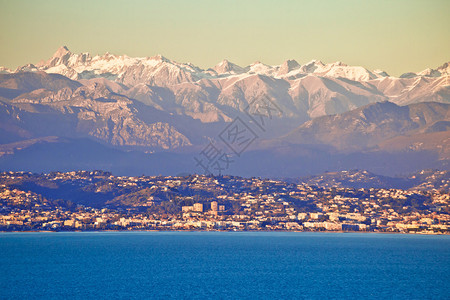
[[1, 232, 449, 299]]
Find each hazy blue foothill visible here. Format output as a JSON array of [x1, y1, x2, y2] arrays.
[[1, 232, 449, 299]]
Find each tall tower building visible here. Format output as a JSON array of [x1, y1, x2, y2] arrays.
[[211, 201, 218, 212]]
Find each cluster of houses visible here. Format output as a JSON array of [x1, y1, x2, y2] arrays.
[[0, 171, 448, 234]]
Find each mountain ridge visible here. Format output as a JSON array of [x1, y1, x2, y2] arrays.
[[2, 46, 448, 81], [0, 48, 449, 177], [0, 47, 448, 124], [280, 101, 450, 152]]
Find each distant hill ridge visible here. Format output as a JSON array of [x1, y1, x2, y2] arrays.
[[295, 169, 449, 191]]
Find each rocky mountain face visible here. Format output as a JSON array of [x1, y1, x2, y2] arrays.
[[0, 80, 192, 149], [281, 101, 450, 154], [0, 47, 449, 176]]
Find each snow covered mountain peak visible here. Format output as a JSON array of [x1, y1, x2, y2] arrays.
[[7, 46, 450, 96], [248, 61, 274, 75], [277, 59, 301, 75], [299, 60, 325, 73], [53, 46, 71, 58], [26, 47, 209, 86], [1, 47, 449, 134], [148, 54, 169, 62], [321, 63, 377, 81], [10, 47, 402, 84], [213, 59, 244, 74], [437, 62, 450, 72], [399, 62, 450, 79], [418, 62, 450, 77], [373, 69, 390, 77], [331, 61, 347, 67], [0, 66, 12, 74]]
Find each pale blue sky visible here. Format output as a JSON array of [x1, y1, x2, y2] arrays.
[[0, 0, 449, 75]]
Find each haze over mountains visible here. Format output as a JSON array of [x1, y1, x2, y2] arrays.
[[0, 47, 449, 177]]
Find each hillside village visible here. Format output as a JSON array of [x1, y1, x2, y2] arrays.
[[0, 170, 449, 234]]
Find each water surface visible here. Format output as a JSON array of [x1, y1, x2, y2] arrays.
[[1, 232, 449, 299]]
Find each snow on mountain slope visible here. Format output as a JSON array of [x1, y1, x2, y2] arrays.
[[277, 61, 378, 81], [28, 46, 208, 87], [369, 75, 450, 106], [288, 75, 387, 118], [277, 59, 301, 76], [5, 47, 450, 123], [320, 62, 378, 81], [398, 62, 450, 79], [0, 67, 12, 74], [247, 61, 275, 76], [213, 59, 245, 75], [414, 62, 450, 77]]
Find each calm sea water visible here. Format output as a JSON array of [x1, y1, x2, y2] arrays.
[[1, 232, 449, 299]]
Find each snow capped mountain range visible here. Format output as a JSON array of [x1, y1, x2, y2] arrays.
[[4, 46, 389, 82], [0, 47, 449, 176], [1, 46, 447, 123], [6, 46, 448, 82], [0, 48, 448, 123]]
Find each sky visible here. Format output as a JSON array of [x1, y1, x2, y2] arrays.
[[0, 0, 449, 76]]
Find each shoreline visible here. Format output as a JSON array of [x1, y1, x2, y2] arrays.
[[0, 229, 448, 236]]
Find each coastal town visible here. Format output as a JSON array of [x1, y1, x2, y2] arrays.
[[0, 170, 449, 234]]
